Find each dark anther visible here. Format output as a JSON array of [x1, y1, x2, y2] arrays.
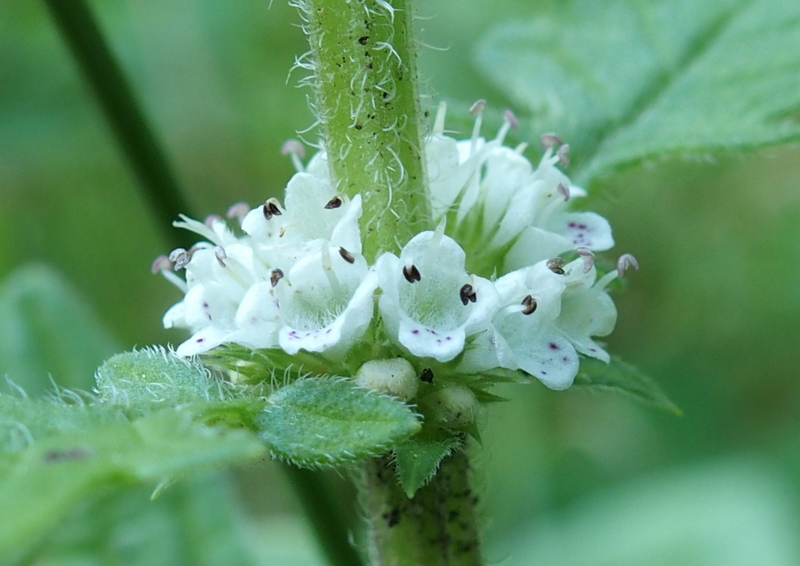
[[402, 264, 421, 283], [324, 195, 343, 209], [263, 198, 282, 220], [547, 258, 566, 275], [270, 268, 284, 287], [459, 283, 477, 305], [521, 295, 538, 315], [354, 124, 363, 130], [358, 35, 369, 45], [420, 368, 434, 384], [339, 247, 355, 264]]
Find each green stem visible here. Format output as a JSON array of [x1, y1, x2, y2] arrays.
[[298, 0, 431, 260], [42, 0, 193, 248], [283, 464, 366, 566], [362, 451, 482, 566]]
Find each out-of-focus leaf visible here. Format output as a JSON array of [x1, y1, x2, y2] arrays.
[[11, 474, 256, 566], [256, 378, 421, 468], [0, 407, 264, 557], [574, 357, 681, 415], [491, 458, 800, 566], [394, 429, 462, 498], [475, 0, 800, 182], [0, 265, 119, 394]]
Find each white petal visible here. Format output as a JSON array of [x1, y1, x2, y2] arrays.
[[550, 211, 614, 251], [503, 227, 574, 274], [231, 282, 281, 350], [277, 248, 376, 355]]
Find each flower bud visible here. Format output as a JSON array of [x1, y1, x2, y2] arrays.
[[354, 358, 418, 400]]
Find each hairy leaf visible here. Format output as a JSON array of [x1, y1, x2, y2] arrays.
[[95, 348, 231, 406], [574, 357, 681, 414], [394, 429, 462, 498], [256, 378, 421, 468], [475, 0, 800, 182]]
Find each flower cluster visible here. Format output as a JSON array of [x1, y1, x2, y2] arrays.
[[155, 102, 635, 390]]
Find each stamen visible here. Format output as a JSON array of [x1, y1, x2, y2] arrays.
[[339, 247, 355, 264], [270, 268, 284, 287], [325, 195, 344, 209], [503, 109, 519, 130], [433, 101, 447, 135], [281, 139, 306, 173], [204, 214, 223, 228], [557, 183, 570, 202], [226, 202, 250, 223], [402, 264, 421, 283], [214, 246, 227, 268], [420, 368, 434, 384], [557, 143, 571, 167], [151, 255, 172, 274], [168, 248, 191, 270], [459, 283, 477, 306], [469, 99, 486, 154], [469, 99, 487, 115], [521, 295, 538, 315], [576, 247, 595, 273], [547, 258, 566, 275], [320, 246, 344, 297], [617, 253, 640, 276], [540, 133, 563, 149]]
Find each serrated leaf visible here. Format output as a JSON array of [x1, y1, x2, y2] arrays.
[[0, 265, 119, 394], [95, 348, 231, 406], [474, 0, 800, 183], [574, 357, 681, 415], [394, 429, 462, 498], [0, 408, 264, 556], [256, 378, 421, 468]]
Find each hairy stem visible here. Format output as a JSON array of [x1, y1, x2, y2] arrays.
[[361, 451, 482, 566], [297, 0, 431, 260]]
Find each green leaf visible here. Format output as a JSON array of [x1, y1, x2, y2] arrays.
[[11, 474, 257, 566], [474, 0, 800, 183], [0, 265, 119, 394], [574, 357, 681, 415], [0, 408, 264, 556], [256, 378, 421, 468], [95, 347, 232, 406], [394, 429, 462, 498]]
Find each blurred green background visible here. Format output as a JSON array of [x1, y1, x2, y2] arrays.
[[2, 0, 800, 564]]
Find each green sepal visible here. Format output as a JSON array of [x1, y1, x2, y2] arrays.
[[394, 429, 463, 498], [256, 377, 421, 468], [574, 357, 682, 415]]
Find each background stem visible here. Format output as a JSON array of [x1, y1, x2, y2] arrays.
[[42, 0, 193, 248], [43, 4, 359, 565], [283, 464, 365, 566]]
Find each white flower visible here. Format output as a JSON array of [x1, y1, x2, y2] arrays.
[[275, 244, 377, 356], [555, 257, 621, 363], [376, 226, 499, 362], [460, 260, 579, 390], [425, 102, 613, 276]]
